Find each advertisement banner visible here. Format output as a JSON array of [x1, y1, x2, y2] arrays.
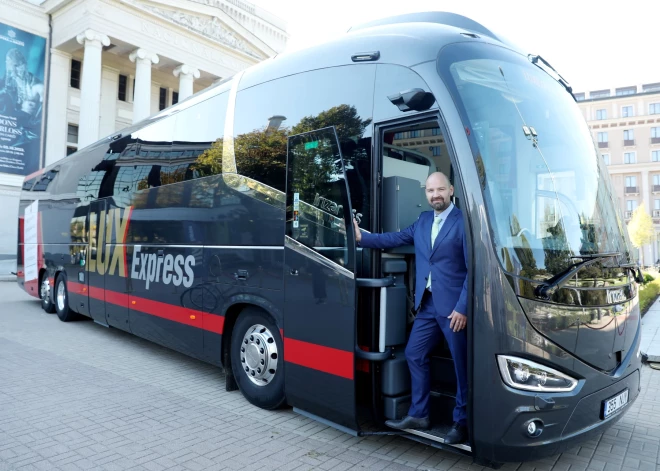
[[0, 22, 46, 176]]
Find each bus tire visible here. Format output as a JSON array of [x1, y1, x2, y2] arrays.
[[40, 273, 56, 313], [54, 273, 77, 322], [231, 308, 285, 410]]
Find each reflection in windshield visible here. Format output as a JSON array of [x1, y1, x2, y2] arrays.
[[438, 42, 632, 279]]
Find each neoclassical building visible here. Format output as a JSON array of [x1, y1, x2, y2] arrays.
[[0, 0, 286, 276]]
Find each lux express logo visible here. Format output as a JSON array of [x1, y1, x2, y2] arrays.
[[131, 246, 195, 290], [87, 206, 195, 289]]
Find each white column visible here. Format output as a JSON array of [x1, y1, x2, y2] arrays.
[[99, 66, 119, 138], [45, 49, 71, 166], [76, 30, 110, 148], [129, 48, 159, 123], [173, 64, 200, 101]]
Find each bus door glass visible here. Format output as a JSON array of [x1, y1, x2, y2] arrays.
[[283, 126, 358, 430]]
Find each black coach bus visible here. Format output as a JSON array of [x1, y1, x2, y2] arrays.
[[17, 12, 642, 466]]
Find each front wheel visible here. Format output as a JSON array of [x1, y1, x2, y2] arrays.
[[54, 273, 77, 322], [230, 308, 285, 410]]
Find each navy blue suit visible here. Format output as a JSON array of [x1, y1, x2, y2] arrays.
[[360, 206, 468, 425]]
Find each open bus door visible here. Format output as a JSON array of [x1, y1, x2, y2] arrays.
[[283, 127, 361, 431]]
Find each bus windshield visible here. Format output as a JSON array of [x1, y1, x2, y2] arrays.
[[438, 42, 633, 280]]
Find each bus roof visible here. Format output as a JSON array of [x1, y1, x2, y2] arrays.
[[238, 11, 524, 90]]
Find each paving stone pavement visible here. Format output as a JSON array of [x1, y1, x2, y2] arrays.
[[1, 282, 659, 471]]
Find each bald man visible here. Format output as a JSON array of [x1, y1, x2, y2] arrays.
[[354, 172, 468, 444]]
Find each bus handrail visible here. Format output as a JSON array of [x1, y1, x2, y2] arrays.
[[355, 345, 392, 362], [356, 276, 394, 288]]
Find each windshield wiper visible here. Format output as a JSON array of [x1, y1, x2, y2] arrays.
[[534, 252, 621, 300], [528, 54, 575, 100]]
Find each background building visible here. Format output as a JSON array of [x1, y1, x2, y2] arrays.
[[0, 0, 287, 276], [575, 82, 660, 265]]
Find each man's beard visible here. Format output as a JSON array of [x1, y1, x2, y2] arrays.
[[430, 199, 449, 211]]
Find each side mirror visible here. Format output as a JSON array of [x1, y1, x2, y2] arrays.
[[388, 88, 436, 112]]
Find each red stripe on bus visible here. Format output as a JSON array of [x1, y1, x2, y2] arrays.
[[284, 337, 354, 380], [67, 281, 223, 334]]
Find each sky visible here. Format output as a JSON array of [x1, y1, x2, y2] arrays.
[[250, 0, 659, 94]]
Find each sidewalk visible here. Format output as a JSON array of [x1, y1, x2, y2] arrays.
[[641, 296, 660, 362]]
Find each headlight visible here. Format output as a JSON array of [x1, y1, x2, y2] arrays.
[[497, 355, 578, 392]]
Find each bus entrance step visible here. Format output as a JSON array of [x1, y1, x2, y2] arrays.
[[403, 425, 472, 452]]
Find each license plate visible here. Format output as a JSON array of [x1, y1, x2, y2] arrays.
[[602, 389, 629, 419]]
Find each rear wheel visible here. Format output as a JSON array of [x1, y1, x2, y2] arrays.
[[40, 274, 55, 313], [54, 273, 77, 322], [230, 308, 285, 410]]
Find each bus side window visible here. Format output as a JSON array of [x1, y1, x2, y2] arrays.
[[133, 117, 175, 191], [170, 91, 229, 183]]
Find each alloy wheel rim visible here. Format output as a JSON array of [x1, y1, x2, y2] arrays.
[[240, 324, 278, 387], [56, 281, 66, 311], [40, 278, 50, 304]]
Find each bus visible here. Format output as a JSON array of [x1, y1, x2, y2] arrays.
[[17, 12, 642, 467]]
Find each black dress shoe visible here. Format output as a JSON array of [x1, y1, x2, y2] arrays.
[[444, 422, 468, 444], [385, 415, 430, 430]]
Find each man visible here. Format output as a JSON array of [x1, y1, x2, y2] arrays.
[[354, 172, 468, 444]]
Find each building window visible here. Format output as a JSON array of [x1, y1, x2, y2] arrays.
[[117, 75, 127, 101], [624, 152, 636, 164], [622, 106, 634, 118], [172, 91, 179, 105], [67, 124, 78, 154], [70, 59, 81, 89], [602, 153, 610, 165], [596, 109, 607, 120], [431, 146, 442, 156], [624, 129, 635, 146], [649, 103, 660, 115], [643, 83, 660, 93], [431, 127, 441, 136], [159, 87, 167, 111], [651, 127, 660, 138], [616, 86, 636, 96], [574, 92, 585, 101], [67, 124, 79, 144], [625, 176, 637, 194], [654, 175, 660, 186], [653, 150, 660, 162], [590, 89, 610, 99], [655, 200, 660, 212], [626, 200, 638, 211], [132, 78, 135, 101], [597, 132, 608, 148]]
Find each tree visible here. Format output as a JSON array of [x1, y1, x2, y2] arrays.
[[628, 204, 654, 266]]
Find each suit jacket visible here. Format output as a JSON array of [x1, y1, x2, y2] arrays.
[[359, 207, 468, 318]]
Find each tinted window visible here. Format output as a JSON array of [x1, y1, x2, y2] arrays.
[[373, 64, 436, 122], [233, 65, 375, 229], [133, 117, 174, 191], [287, 128, 352, 269], [169, 91, 229, 183]]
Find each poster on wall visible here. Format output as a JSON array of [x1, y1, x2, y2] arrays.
[[0, 22, 46, 176]]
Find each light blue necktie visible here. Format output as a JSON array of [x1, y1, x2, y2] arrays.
[[426, 216, 442, 290]]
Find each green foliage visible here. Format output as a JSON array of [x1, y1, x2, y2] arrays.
[[640, 277, 660, 315], [643, 273, 655, 285]]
